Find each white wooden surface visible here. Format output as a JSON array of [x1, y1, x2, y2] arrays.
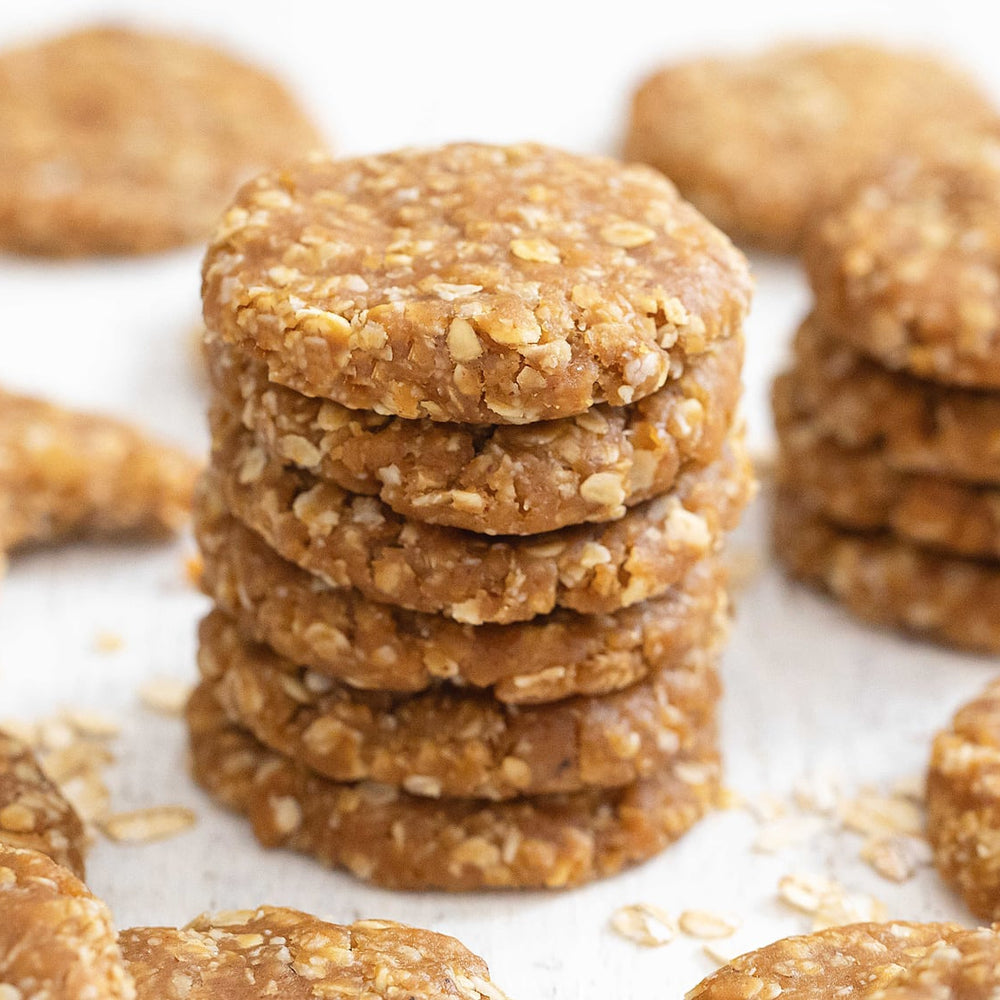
[[1, 3, 999, 995]]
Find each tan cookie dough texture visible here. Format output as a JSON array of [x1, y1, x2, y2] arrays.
[[0, 25, 323, 255], [201, 143, 751, 424], [626, 42, 996, 252], [805, 131, 1000, 388]]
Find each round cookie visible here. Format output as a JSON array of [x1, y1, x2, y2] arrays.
[[199, 609, 721, 801], [773, 491, 1000, 653], [202, 142, 751, 424], [121, 908, 508, 1000], [685, 921, 973, 999], [207, 417, 752, 625], [928, 677, 1000, 920], [0, 25, 323, 255], [776, 412, 1000, 560], [187, 684, 720, 891], [0, 844, 131, 1000], [806, 131, 1000, 388], [779, 316, 1000, 486], [626, 42, 996, 252], [0, 728, 87, 878], [205, 331, 744, 535], [195, 494, 730, 705]]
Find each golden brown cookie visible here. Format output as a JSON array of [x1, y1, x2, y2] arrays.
[[776, 412, 1000, 560], [0, 728, 87, 878], [626, 42, 996, 252], [806, 131, 1000, 388], [205, 330, 744, 535], [0, 844, 133, 1000], [685, 921, 971, 1000], [198, 609, 720, 801], [773, 491, 1000, 653], [207, 417, 752, 624], [187, 683, 720, 891], [0, 25, 323, 255], [0, 386, 199, 558], [121, 908, 507, 1000], [196, 493, 729, 705], [202, 142, 751, 424], [778, 316, 1000, 485], [928, 677, 1000, 920]]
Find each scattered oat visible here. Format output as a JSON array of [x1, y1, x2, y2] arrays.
[[139, 676, 193, 716], [812, 889, 886, 931], [777, 872, 886, 931], [679, 910, 740, 940], [61, 709, 120, 739], [610, 903, 677, 947], [747, 792, 787, 823], [777, 872, 842, 915], [702, 942, 738, 967], [838, 789, 923, 838], [101, 805, 196, 843], [860, 834, 932, 883], [793, 769, 843, 815], [891, 774, 927, 803], [753, 814, 825, 853], [93, 630, 124, 653]]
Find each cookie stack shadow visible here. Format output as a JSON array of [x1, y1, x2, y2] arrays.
[[188, 143, 754, 890]]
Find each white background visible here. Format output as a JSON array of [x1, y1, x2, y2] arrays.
[[2, 2, 999, 996]]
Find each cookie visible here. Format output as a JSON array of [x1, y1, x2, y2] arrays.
[[928, 676, 1000, 920], [208, 417, 752, 624], [0, 728, 87, 878], [0, 386, 199, 558], [806, 131, 1000, 388], [198, 609, 720, 800], [121, 909, 507, 1000], [0, 25, 323, 255], [778, 316, 1000, 485], [685, 921, 972, 999], [0, 844, 132, 1000], [776, 412, 1000, 560], [187, 683, 720, 890], [202, 142, 751, 424], [196, 494, 729, 704], [626, 42, 996, 252], [773, 491, 1000, 653], [205, 331, 744, 535]]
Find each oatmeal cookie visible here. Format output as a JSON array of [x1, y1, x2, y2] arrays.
[[187, 684, 720, 890], [205, 331, 744, 534], [208, 418, 751, 624], [202, 142, 751, 424], [0, 844, 133, 1000], [0, 387, 199, 558], [0, 25, 323, 255], [196, 496, 729, 704], [198, 609, 721, 800], [806, 131, 1000, 388], [776, 413, 1000, 559], [121, 909, 507, 1000], [773, 491, 1000, 652], [626, 42, 995, 252], [0, 728, 87, 878], [778, 316, 1000, 485], [928, 677, 1000, 920], [685, 921, 972, 999]]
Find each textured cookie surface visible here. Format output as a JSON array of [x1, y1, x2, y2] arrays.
[[806, 131, 1000, 388], [0, 728, 87, 878], [199, 609, 720, 800], [208, 417, 751, 624], [686, 921, 972, 999], [206, 331, 743, 535], [196, 492, 728, 704], [187, 684, 719, 891], [202, 142, 751, 423], [0, 844, 133, 1000], [121, 907, 507, 1000], [773, 491, 1000, 652], [0, 25, 323, 255], [626, 42, 995, 252]]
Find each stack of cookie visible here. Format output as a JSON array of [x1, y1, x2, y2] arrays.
[[190, 143, 753, 890], [773, 131, 1000, 652]]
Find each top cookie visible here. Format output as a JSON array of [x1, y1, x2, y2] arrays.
[[626, 42, 996, 252], [202, 142, 751, 424], [0, 25, 324, 255], [806, 132, 1000, 388]]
